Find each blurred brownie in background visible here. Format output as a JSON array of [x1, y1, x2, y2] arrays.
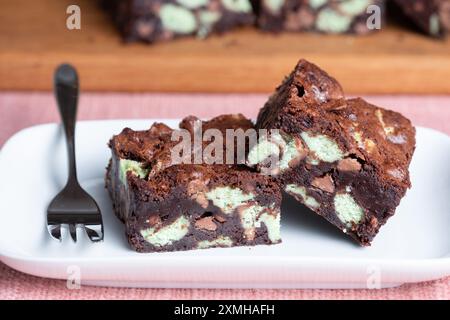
[[103, 0, 255, 43], [251, 0, 385, 34], [393, 0, 450, 37]]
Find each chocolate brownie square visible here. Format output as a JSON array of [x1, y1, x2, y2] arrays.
[[251, 0, 385, 34], [103, 0, 255, 43], [248, 59, 416, 245], [394, 0, 450, 37], [106, 114, 281, 252]]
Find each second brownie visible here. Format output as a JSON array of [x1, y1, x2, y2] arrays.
[[248, 59, 416, 246]]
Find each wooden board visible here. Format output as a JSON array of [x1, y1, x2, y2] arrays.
[[1, 0, 450, 94]]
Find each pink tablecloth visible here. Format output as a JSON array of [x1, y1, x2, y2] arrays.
[[0, 92, 449, 300]]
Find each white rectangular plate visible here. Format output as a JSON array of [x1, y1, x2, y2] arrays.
[[0, 120, 449, 289]]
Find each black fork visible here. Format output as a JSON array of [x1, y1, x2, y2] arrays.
[[46, 64, 104, 242]]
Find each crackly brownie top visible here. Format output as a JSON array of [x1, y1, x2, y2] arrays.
[[110, 113, 256, 178], [257, 59, 416, 188], [180, 114, 254, 135], [257, 59, 345, 128], [111, 114, 252, 161], [110, 113, 280, 205], [110, 122, 174, 162], [336, 98, 416, 186]]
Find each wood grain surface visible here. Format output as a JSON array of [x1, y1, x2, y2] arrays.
[[0, 0, 449, 93]]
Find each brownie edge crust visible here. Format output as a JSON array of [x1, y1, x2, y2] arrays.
[[249, 59, 416, 246], [106, 115, 282, 253]]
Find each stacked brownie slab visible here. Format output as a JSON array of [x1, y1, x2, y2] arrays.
[[106, 59, 416, 252], [106, 115, 281, 252]]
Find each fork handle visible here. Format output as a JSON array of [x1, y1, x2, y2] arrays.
[[54, 64, 79, 183]]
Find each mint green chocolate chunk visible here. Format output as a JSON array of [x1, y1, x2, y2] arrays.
[[263, 0, 285, 13], [339, 0, 371, 16], [176, 0, 209, 9], [247, 139, 279, 166], [160, 4, 197, 34], [240, 204, 281, 243], [119, 159, 148, 184], [205, 186, 255, 214], [197, 236, 233, 249], [285, 184, 320, 209], [197, 10, 221, 38], [221, 0, 252, 13], [278, 134, 301, 170], [300, 131, 344, 163], [429, 14, 440, 36], [334, 193, 364, 225], [309, 0, 327, 9], [140, 215, 190, 247], [316, 8, 352, 33]]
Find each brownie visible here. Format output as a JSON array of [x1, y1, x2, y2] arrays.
[[394, 0, 450, 37], [106, 114, 282, 252], [248, 59, 416, 246], [103, 0, 255, 43], [251, 0, 385, 34]]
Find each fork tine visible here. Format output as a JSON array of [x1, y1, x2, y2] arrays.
[[85, 225, 104, 242], [48, 225, 62, 242], [69, 223, 77, 242]]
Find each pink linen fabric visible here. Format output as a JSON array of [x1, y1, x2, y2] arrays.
[[0, 92, 449, 300]]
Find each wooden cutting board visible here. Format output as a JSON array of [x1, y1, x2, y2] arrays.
[[1, 0, 449, 94]]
